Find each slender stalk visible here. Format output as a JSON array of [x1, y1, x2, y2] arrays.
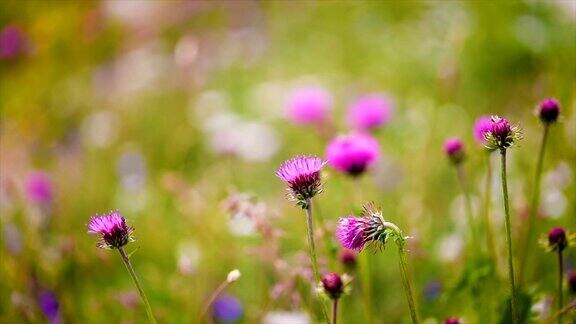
[[519, 124, 549, 281], [397, 245, 419, 324], [483, 153, 497, 264], [304, 200, 330, 323], [118, 247, 156, 324], [557, 250, 564, 324], [500, 149, 517, 324], [332, 298, 339, 324], [456, 163, 478, 250], [199, 280, 229, 323]]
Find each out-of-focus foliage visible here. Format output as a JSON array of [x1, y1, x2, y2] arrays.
[[1, 0, 574, 323]]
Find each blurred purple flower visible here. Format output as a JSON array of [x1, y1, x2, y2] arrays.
[[276, 156, 325, 207], [87, 211, 133, 249], [38, 290, 62, 324], [320, 272, 344, 300], [548, 227, 567, 252], [0, 24, 28, 59], [538, 98, 560, 124], [347, 94, 392, 131], [423, 280, 442, 301], [285, 87, 332, 125], [443, 137, 464, 164], [444, 317, 460, 324], [213, 295, 243, 323], [472, 115, 492, 146], [326, 133, 380, 177], [25, 172, 53, 205]]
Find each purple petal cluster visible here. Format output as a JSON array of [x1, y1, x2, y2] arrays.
[[347, 94, 392, 131], [0, 24, 28, 59], [276, 156, 325, 207], [548, 227, 567, 252], [473, 115, 493, 146], [336, 213, 387, 252], [25, 171, 53, 204], [443, 137, 464, 164], [212, 295, 243, 323], [326, 133, 380, 177], [285, 87, 332, 125], [538, 98, 560, 124], [38, 290, 62, 324], [87, 211, 133, 249], [484, 116, 521, 150]]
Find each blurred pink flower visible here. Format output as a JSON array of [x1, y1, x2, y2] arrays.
[[326, 133, 380, 177], [347, 94, 392, 130], [25, 172, 53, 205], [285, 87, 332, 125], [0, 24, 28, 59]]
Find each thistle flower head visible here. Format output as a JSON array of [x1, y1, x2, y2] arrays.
[[326, 133, 380, 177], [318, 272, 352, 300], [285, 87, 332, 125], [443, 137, 465, 164], [538, 98, 560, 124], [336, 203, 404, 252], [87, 211, 134, 249], [540, 227, 574, 253], [276, 155, 325, 208], [347, 94, 392, 131], [473, 115, 493, 147], [484, 116, 522, 151]]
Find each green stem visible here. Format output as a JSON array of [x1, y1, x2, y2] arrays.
[[456, 163, 478, 251], [557, 250, 563, 324], [519, 124, 549, 282], [500, 149, 517, 324], [332, 298, 339, 324], [396, 242, 419, 324], [118, 247, 156, 324], [483, 153, 497, 264], [304, 200, 330, 323]]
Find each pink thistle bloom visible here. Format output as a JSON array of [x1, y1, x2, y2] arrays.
[[444, 317, 460, 324], [473, 115, 493, 146], [326, 133, 380, 177], [276, 156, 325, 208], [443, 137, 464, 164], [285, 87, 332, 125], [484, 116, 522, 150], [0, 24, 28, 59], [25, 171, 53, 204], [538, 98, 560, 124], [336, 216, 372, 251], [347, 94, 392, 131], [87, 211, 134, 249]]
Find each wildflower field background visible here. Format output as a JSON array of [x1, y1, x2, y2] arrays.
[[1, 1, 575, 323]]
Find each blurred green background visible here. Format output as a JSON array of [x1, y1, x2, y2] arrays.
[[1, 1, 575, 323]]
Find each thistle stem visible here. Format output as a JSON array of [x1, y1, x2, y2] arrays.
[[456, 163, 478, 250], [304, 200, 330, 323], [397, 244, 419, 324], [332, 298, 339, 324], [483, 153, 497, 264], [519, 124, 549, 282], [500, 149, 517, 324], [118, 247, 156, 324], [557, 249, 564, 324]]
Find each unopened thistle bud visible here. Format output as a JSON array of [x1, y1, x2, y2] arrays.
[[318, 272, 352, 300], [540, 227, 574, 253], [87, 211, 134, 249], [444, 317, 460, 324], [538, 98, 560, 124], [276, 156, 325, 209], [484, 116, 522, 151], [443, 137, 465, 164]]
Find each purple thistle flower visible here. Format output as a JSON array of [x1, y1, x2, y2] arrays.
[[285, 87, 332, 125], [87, 211, 134, 249], [538, 98, 560, 124], [25, 171, 53, 204], [38, 290, 61, 324], [347, 94, 392, 131], [0, 24, 28, 59], [276, 156, 325, 208], [484, 116, 522, 150], [212, 295, 243, 323], [444, 317, 460, 324], [443, 137, 465, 164], [320, 272, 344, 300], [548, 227, 567, 252], [336, 204, 391, 252], [326, 133, 380, 177], [568, 271, 576, 294], [473, 115, 493, 146]]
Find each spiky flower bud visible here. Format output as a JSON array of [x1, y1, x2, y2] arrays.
[[318, 272, 352, 300], [276, 156, 325, 209], [538, 98, 560, 124], [484, 116, 522, 151], [548, 227, 567, 252], [443, 137, 465, 164], [87, 211, 134, 249]]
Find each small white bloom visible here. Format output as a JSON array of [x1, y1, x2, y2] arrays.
[[227, 269, 241, 283]]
